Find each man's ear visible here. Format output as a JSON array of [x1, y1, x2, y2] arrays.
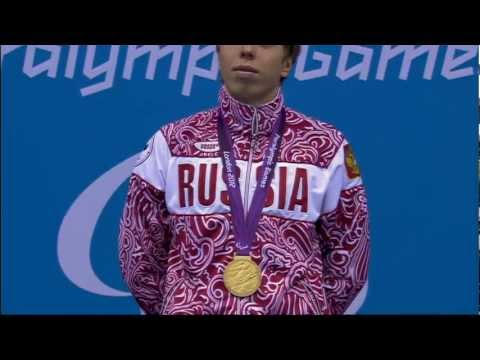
[[280, 57, 293, 78]]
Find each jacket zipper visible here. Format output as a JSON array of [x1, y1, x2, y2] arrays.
[[243, 109, 258, 219]]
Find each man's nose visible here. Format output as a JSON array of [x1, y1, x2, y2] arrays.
[[240, 45, 256, 59]]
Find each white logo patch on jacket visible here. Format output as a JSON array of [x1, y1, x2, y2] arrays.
[[194, 141, 219, 153]]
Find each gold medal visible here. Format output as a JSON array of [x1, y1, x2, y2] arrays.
[[223, 255, 261, 297]]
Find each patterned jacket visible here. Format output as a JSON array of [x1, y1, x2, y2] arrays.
[[119, 86, 370, 315]]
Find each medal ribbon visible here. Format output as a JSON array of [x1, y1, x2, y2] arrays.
[[217, 107, 286, 256]]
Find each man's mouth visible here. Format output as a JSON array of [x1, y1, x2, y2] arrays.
[[233, 65, 259, 74]]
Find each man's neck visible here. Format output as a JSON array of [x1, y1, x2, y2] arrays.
[[230, 87, 280, 108]]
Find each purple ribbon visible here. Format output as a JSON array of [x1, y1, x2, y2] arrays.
[[217, 107, 286, 256]]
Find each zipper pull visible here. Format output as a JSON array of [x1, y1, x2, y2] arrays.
[[252, 109, 259, 138]]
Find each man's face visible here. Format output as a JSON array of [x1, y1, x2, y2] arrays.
[[217, 45, 293, 106]]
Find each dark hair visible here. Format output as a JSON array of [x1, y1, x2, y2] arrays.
[[284, 45, 301, 65], [281, 45, 301, 82]]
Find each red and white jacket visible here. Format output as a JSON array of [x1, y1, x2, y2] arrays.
[[119, 86, 370, 315]]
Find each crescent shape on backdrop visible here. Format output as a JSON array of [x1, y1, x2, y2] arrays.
[[57, 153, 139, 297]]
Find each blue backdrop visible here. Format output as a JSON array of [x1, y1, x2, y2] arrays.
[[1, 45, 478, 314]]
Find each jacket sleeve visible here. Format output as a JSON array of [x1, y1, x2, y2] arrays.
[[118, 131, 172, 314], [316, 139, 371, 315]]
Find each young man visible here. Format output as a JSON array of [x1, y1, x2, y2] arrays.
[[119, 45, 370, 315]]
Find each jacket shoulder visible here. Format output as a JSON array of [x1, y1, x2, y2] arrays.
[[159, 108, 219, 156], [282, 108, 346, 168]]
